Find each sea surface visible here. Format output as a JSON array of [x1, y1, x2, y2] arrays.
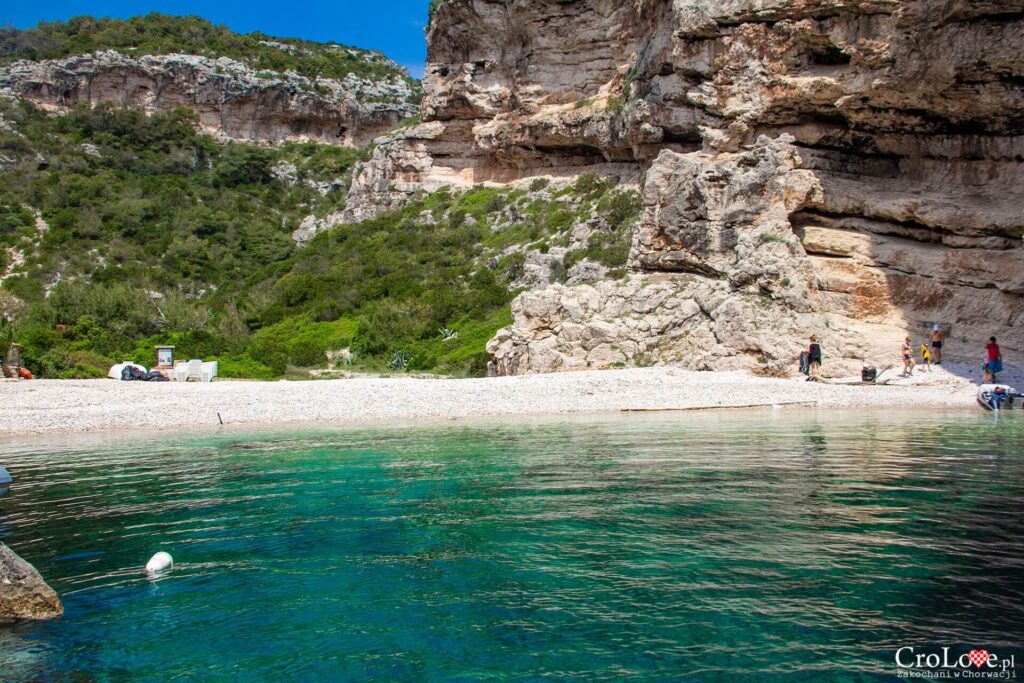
[[1, 409, 1022, 681]]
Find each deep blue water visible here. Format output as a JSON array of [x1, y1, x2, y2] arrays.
[[1, 409, 1022, 681]]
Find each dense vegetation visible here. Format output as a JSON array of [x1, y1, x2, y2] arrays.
[[0, 14, 416, 87], [0, 100, 640, 380]]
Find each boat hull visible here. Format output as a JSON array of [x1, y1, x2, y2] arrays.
[[977, 384, 1020, 411]]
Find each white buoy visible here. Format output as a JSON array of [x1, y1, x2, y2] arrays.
[[145, 552, 173, 573]]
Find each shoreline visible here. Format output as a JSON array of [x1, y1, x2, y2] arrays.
[[1, 365, 1008, 438]]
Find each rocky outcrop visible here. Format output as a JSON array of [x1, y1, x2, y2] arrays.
[[633, 136, 820, 309], [0, 542, 63, 623], [0, 51, 418, 146], [360, 0, 1024, 374], [494, 127, 1024, 374], [486, 274, 898, 376], [488, 138, 899, 375]]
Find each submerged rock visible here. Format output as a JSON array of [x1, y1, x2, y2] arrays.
[[0, 543, 63, 623]]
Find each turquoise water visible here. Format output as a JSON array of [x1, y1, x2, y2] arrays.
[[1, 410, 1022, 681]]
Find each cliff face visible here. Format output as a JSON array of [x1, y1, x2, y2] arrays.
[[342, 0, 1023, 374], [342, 0, 655, 221], [0, 51, 418, 146]]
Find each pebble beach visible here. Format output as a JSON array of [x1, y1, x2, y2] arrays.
[[2, 363, 1015, 436]]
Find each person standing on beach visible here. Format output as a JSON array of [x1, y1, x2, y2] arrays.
[[807, 335, 823, 380], [901, 336, 915, 377], [929, 325, 944, 364], [986, 337, 1002, 381], [919, 343, 932, 372]]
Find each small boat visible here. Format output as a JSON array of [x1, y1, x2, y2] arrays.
[[977, 384, 1022, 411]]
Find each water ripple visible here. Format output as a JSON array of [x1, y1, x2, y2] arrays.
[[0, 409, 1022, 680]]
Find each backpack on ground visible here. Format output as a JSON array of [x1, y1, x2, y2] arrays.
[[121, 366, 147, 381]]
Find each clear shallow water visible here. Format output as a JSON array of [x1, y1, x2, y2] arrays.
[[1, 410, 1022, 681]]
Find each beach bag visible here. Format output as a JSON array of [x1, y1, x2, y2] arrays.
[[122, 366, 147, 381], [861, 367, 878, 382], [144, 370, 169, 382], [799, 351, 810, 376], [991, 359, 1004, 373]]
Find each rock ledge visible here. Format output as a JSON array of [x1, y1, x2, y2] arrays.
[[0, 542, 63, 624]]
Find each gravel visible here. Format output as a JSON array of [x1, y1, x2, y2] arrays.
[[1, 364, 1009, 436]]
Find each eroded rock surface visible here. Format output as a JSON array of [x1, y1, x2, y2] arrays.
[[366, 0, 1024, 374], [0, 543, 63, 623], [0, 51, 418, 146], [487, 274, 898, 376]]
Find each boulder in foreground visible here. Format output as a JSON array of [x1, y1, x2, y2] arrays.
[[0, 542, 63, 623]]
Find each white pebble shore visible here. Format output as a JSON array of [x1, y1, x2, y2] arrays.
[[2, 362, 1015, 436]]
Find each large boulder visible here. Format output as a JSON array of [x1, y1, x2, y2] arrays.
[[486, 274, 895, 377], [0, 543, 63, 624]]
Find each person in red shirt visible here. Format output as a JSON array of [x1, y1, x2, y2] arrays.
[[985, 337, 1002, 381]]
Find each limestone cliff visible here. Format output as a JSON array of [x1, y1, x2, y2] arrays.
[[0, 50, 418, 146], [347, 0, 1024, 374]]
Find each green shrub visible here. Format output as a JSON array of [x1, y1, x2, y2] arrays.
[[212, 144, 275, 186], [0, 204, 34, 237], [247, 315, 358, 368], [757, 232, 788, 245], [35, 347, 111, 378], [1, 275, 44, 302], [452, 186, 506, 218], [572, 172, 618, 201], [215, 353, 278, 380], [596, 189, 642, 229], [1, 100, 623, 378]]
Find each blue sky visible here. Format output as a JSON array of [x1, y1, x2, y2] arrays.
[[2, 1, 432, 77]]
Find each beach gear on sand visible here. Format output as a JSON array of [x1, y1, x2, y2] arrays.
[[121, 365, 147, 381], [116, 365, 169, 381], [173, 359, 218, 382], [109, 361, 147, 380], [977, 384, 1022, 411]]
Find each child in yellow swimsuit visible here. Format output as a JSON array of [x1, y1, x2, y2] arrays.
[[919, 344, 931, 372]]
